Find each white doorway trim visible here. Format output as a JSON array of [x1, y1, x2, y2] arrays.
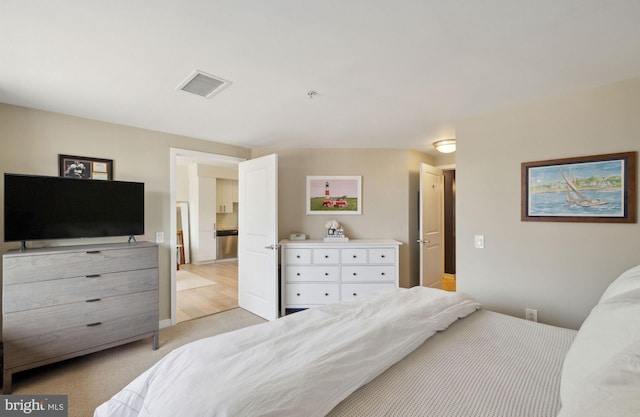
[[169, 147, 246, 326]]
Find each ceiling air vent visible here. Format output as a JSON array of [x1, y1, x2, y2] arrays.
[[177, 70, 232, 99]]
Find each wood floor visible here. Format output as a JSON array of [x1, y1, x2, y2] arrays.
[[442, 273, 456, 291], [177, 261, 238, 323]]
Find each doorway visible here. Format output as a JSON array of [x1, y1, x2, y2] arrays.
[[442, 169, 456, 291], [418, 164, 456, 291], [176, 261, 239, 322], [170, 148, 245, 325]]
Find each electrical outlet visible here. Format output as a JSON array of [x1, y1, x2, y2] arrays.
[[525, 308, 538, 322], [155, 232, 165, 243]]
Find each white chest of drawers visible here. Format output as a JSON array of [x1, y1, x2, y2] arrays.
[[279, 239, 402, 315], [2, 241, 159, 393]]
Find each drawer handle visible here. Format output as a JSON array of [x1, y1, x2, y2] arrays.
[[86, 274, 101, 278], [296, 255, 301, 258], [324, 255, 329, 258], [86, 298, 101, 303], [352, 255, 357, 258], [296, 273, 301, 276], [324, 272, 329, 276], [381, 272, 386, 276], [296, 293, 301, 296], [353, 292, 358, 296], [381, 255, 386, 258], [352, 273, 357, 276], [86, 251, 101, 254], [324, 293, 329, 296], [86, 322, 102, 327]]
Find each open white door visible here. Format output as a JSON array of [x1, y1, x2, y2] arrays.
[[419, 163, 444, 288], [238, 154, 279, 320]]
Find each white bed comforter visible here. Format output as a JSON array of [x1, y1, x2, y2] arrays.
[[94, 287, 480, 417]]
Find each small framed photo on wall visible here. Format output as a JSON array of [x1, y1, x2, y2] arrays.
[[58, 154, 113, 180]]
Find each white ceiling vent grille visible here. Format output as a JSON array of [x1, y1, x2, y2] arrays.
[[177, 70, 232, 99]]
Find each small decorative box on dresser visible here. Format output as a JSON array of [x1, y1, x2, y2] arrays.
[[2, 241, 159, 393], [279, 239, 402, 316]]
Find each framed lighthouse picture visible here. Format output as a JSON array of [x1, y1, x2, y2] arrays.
[[306, 176, 362, 215]]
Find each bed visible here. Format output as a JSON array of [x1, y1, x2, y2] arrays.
[[95, 264, 640, 417]]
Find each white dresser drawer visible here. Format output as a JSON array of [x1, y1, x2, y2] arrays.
[[368, 248, 396, 264], [312, 248, 340, 264], [285, 266, 340, 282], [341, 265, 396, 282], [342, 283, 394, 301], [285, 283, 339, 305], [284, 249, 312, 264], [341, 248, 367, 264]]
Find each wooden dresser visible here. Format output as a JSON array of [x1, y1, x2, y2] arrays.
[[2, 241, 159, 393], [279, 239, 402, 315]]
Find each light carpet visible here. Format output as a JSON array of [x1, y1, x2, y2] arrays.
[[9, 308, 265, 417], [176, 270, 217, 291]]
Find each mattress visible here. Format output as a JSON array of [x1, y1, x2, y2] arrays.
[[328, 309, 577, 417]]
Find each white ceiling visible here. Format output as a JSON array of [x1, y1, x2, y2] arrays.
[[2, 1, 640, 155]]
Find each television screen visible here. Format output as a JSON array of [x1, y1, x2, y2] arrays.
[[4, 173, 144, 242]]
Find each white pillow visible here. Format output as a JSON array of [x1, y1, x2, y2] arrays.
[[560, 290, 640, 406], [558, 342, 640, 417], [599, 264, 640, 303]]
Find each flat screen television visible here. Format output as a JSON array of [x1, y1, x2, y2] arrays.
[[4, 173, 144, 244]]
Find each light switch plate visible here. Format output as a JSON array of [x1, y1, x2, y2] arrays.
[[474, 234, 485, 249], [156, 232, 165, 243]]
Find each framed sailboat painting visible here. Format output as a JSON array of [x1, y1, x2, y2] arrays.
[[521, 152, 636, 223]]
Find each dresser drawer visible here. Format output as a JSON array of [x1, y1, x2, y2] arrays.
[[3, 268, 159, 313], [3, 290, 158, 339], [2, 246, 158, 284], [4, 296, 158, 368], [341, 265, 396, 282], [368, 248, 396, 264], [285, 283, 339, 305], [284, 249, 312, 264], [342, 283, 394, 301], [312, 248, 340, 264], [341, 248, 368, 264], [285, 266, 340, 282]]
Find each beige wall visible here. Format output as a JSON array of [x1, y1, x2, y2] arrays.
[[0, 103, 251, 322], [456, 77, 640, 329], [252, 148, 434, 288]]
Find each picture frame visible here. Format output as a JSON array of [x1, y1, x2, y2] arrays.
[[58, 154, 113, 180], [307, 176, 362, 215], [521, 152, 636, 223]]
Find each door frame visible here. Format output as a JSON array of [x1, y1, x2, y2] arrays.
[[169, 148, 246, 326]]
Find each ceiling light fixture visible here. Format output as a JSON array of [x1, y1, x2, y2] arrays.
[[433, 139, 456, 154]]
